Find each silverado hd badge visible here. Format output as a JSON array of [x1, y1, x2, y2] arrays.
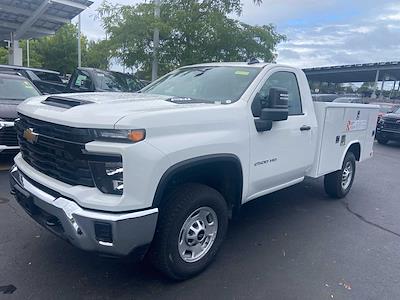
[[23, 128, 39, 144]]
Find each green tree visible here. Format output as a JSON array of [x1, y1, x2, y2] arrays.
[[358, 82, 375, 93], [98, 0, 285, 79], [0, 47, 8, 64], [20, 40, 43, 68], [33, 23, 88, 74], [83, 40, 111, 70], [18, 24, 111, 73]]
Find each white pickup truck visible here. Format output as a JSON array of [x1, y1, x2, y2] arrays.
[[10, 62, 378, 280]]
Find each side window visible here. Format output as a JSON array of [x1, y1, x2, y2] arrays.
[[72, 71, 92, 91], [257, 71, 302, 115]]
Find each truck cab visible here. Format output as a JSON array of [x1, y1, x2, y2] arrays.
[[65, 68, 145, 93]]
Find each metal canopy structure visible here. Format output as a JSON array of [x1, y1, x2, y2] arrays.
[[0, 0, 92, 66], [0, 0, 93, 40], [303, 61, 400, 83], [303, 61, 400, 99]]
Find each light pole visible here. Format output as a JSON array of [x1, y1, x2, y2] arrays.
[[26, 39, 30, 67], [78, 13, 82, 68], [151, 0, 161, 81]]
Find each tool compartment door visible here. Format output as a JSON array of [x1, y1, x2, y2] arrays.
[[311, 103, 378, 177]]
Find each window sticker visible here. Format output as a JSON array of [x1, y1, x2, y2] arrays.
[[235, 70, 250, 76], [75, 74, 87, 86], [23, 81, 34, 89]]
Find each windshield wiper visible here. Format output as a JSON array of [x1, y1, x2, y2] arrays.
[[167, 97, 210, 104], [0, 98, 24, 100], [194, 68, 212, 77]]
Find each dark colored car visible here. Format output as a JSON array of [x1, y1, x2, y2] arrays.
[[0, 64, 65, 94], [65, 68, 146, 93], [0, 65, 146, 95], [370, 102, 400, 122], [0, 74, 41, 154], [376, 107, 400, 144]]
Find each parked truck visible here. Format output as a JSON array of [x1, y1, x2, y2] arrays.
[[0, 65, 145, 94], [9, 62, 379, 280]]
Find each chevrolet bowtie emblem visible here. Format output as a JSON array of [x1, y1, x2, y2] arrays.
[[23, 128, 39, 144]]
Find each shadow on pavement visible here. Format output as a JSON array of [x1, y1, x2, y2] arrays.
[[9, 177, 337, 299], [0, 153, 16, 171]]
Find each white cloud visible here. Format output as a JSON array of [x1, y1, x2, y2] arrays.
[[77, 0, 400, 69]]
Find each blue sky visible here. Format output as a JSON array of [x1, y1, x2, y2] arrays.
[[77, 0, 400, 69]]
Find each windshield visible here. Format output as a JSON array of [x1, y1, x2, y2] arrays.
[[379, 105, 394, 113], [394, 107, 400, 114], [141, 66, 261, 103], [33, 71, 63, 83], [0, 77, 40, 100], [95, 71, 143, 92]]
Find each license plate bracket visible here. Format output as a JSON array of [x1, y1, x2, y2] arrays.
[[14, 185, 38, 215]]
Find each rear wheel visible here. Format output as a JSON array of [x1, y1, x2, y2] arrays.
[[149, 183, 228, 280], [324, 152, 356, 199]]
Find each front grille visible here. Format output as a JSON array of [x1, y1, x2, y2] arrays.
[[0, 126, 18, 146], [383, 121, 400, 132], [16, 114, 95, 187]]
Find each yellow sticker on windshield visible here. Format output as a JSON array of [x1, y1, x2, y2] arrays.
[[23, 81, 34, 88], [235, 70, 250, 76]]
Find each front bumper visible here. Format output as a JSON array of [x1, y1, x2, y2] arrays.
[[376, 129, 400, 141], [9, 166, 158, 258], [0, 121, 19, 153]]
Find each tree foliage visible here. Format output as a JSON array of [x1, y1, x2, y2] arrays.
[[0, 48, 8, 64], [98, 0, 285, 79], [1, 24, 110, 74], [83, 39, 111, 70], [19, 24, 85, 73]]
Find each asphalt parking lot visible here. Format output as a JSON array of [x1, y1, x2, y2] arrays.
[[0, 142, 400, 299]]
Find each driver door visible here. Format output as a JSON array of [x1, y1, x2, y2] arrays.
[[247, 69, 314, 200]]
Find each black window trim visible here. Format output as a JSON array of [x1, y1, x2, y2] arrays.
[[72, 70, 93, 91], [253, 70, 304, 117]]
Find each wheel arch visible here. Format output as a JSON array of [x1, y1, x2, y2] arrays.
[[152, 154, 244, 218], [342, 141, 361, 164]]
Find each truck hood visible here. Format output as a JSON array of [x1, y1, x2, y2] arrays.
[[383, 113, 400, 120], [17, 92, 219, 128]]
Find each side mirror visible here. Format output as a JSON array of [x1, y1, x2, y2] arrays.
[[254, 88, 289, 132], [255, 119, 273, 132], [260, 108, 288, 122]]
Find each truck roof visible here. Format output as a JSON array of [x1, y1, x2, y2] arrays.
[[0, 73, 28, 80], [0, 64, 60, 74], [182, 62, 273, 69]]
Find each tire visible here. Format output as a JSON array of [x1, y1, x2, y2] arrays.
[[377, 136, 389, 145], [324, 152, 356, 199], [149, 183, 229, 280]]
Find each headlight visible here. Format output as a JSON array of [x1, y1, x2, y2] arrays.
[[93, 129, 146, 143], [90, 160, 124, 195]]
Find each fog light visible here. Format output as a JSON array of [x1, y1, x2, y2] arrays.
[[90, 160, 124, 195], [95, 222, 113, 243]]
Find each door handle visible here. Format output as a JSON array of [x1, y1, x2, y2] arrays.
[[300, 125, 311, 131]]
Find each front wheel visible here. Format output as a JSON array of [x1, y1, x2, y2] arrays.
[[324, 152, 356, 199], [149, 183, 228, 280]]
